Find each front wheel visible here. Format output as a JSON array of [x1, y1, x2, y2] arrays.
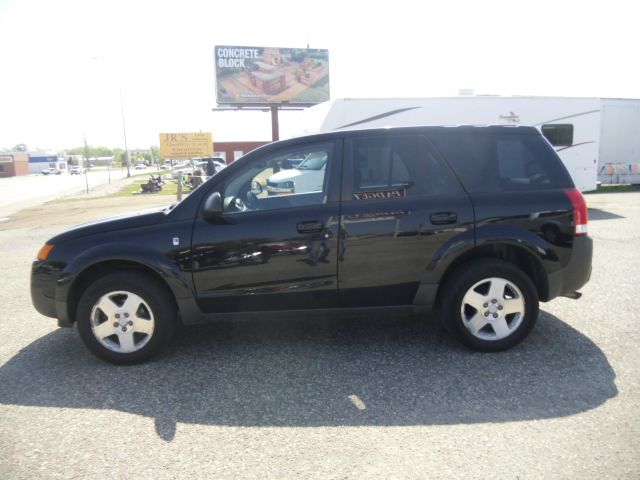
[[439, 259, 539, 352], [76, 272, 177, 365]]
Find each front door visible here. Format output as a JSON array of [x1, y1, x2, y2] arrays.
[[192, 140, 342, 313]]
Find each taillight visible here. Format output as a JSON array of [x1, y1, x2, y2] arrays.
[[565, 188, 588, 236]]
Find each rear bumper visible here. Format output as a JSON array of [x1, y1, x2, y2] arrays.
[[547, 235, 593, 300]]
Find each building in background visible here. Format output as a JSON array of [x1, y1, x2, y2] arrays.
[[0, 152, 30, 177], [213, 141, 269, 163]]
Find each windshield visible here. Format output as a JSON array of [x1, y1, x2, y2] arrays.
[[297, 152, 327, 170]]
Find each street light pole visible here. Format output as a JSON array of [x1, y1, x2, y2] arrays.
[[91, 56, 131, 178], [119, 77, 131, 177], [83, 135, 90, 194]]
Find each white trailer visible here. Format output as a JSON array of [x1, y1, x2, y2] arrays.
[[298, 97, 640, 191]]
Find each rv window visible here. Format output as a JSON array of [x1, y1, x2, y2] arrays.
[[541, 124, 573, 147]]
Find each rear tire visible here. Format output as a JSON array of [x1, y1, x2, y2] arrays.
[[76, 272, 176, 365], [439, 259, 539, 352]]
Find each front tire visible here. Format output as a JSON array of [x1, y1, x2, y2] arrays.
[[439, 259, 539, 352], [76, 272, 176, 365]]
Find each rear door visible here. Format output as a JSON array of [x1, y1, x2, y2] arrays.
[[338, 132, 474, 306], [427, 127, 577, 276]]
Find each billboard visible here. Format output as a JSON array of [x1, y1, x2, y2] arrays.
[[214, 45, 330, 105], [159, 132, 214, 159]]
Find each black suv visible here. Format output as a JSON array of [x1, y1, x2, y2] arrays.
[[31, 126, 592, 364]]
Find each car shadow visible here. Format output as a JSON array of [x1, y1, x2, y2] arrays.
[[0, 311, 617, 442], [588, 208, 625, 221]]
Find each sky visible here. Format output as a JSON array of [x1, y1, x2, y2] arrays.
[[0, 0, 638, 151]]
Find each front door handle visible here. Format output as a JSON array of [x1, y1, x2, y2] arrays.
[[430, 212, 458, 225], [297, 221, 324, 234]]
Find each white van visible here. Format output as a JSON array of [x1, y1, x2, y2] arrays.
[[266, 152, 327, 195]]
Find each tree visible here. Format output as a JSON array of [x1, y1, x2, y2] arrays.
[[12, 144, 27, 152], [66, 145, 113, 158], [113, 149, 127, 167]]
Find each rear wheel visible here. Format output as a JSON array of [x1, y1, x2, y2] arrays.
[[440, 259, 539, 351], [76, 272, 176, 365]]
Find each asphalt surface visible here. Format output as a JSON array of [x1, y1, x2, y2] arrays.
[[0, 192, 638, 479], [0, 169, 127, 218]]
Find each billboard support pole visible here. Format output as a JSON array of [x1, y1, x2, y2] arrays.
[[270, 106, 279, 141], [212, 105, 305, 143]]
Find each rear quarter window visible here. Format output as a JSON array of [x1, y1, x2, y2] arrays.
[[427, 131, 574, 193]]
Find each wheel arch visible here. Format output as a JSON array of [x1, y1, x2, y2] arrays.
[[66, 259, 180, 325], [435, 242, 550, 307]]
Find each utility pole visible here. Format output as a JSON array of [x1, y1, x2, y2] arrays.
[[119, 78, 131, 177], [149, 145, 155, 168], [83, 135, 90, 194]]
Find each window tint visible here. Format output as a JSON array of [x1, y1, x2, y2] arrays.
[[428, 131, 573, 192], [541, 124, 573, 147], [348, 135, 461, 199], [223, 143, 333, 214]]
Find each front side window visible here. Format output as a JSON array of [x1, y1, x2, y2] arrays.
[[222, 143, 334, 214], [348, 134, 461, 200]]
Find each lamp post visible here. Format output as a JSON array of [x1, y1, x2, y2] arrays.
[[119, 76, 131, 177], [91, 56, 130, 177], [83, 135, 90, 194]]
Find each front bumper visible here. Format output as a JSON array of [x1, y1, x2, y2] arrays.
[[31, 283, 57, 318], [31, 261, 72, 327]]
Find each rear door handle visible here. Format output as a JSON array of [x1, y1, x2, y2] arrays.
[[430, 212, 458, 225], [297, 221, 324, 234]]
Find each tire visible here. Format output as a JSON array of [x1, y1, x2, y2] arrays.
[[76, 272, 177, 365], [439, 259, 539, 352]]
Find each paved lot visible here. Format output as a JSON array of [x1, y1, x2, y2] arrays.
[[0, 169, 127, 218], [0, 192, 638, 479]]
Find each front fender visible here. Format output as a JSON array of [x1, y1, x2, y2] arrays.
[[55, 242, 194, 304]]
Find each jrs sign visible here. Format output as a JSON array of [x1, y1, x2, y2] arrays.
[[159, 132, 214, 159]]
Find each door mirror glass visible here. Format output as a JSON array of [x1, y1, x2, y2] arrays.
[[202, 191, 223, 219]]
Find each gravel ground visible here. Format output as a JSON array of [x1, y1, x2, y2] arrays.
[[0, 192, 638, 479]]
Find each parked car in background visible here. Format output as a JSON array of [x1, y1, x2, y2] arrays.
[[266, 151, 327, 195], [134, 163, 146, 170], [41, 167, 61, 175], [31, 126, 592, 364], [69, 166, 84, 175]]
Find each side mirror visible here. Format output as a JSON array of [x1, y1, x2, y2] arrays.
[[202, 192, 223, 219]]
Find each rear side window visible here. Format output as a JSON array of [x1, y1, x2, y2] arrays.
[[347, 134, 461, 199], [541, 124, 573, 147], [428, 131, 573, 192]]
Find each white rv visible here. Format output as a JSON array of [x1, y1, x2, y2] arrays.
[[298, 97, 640, 191]]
